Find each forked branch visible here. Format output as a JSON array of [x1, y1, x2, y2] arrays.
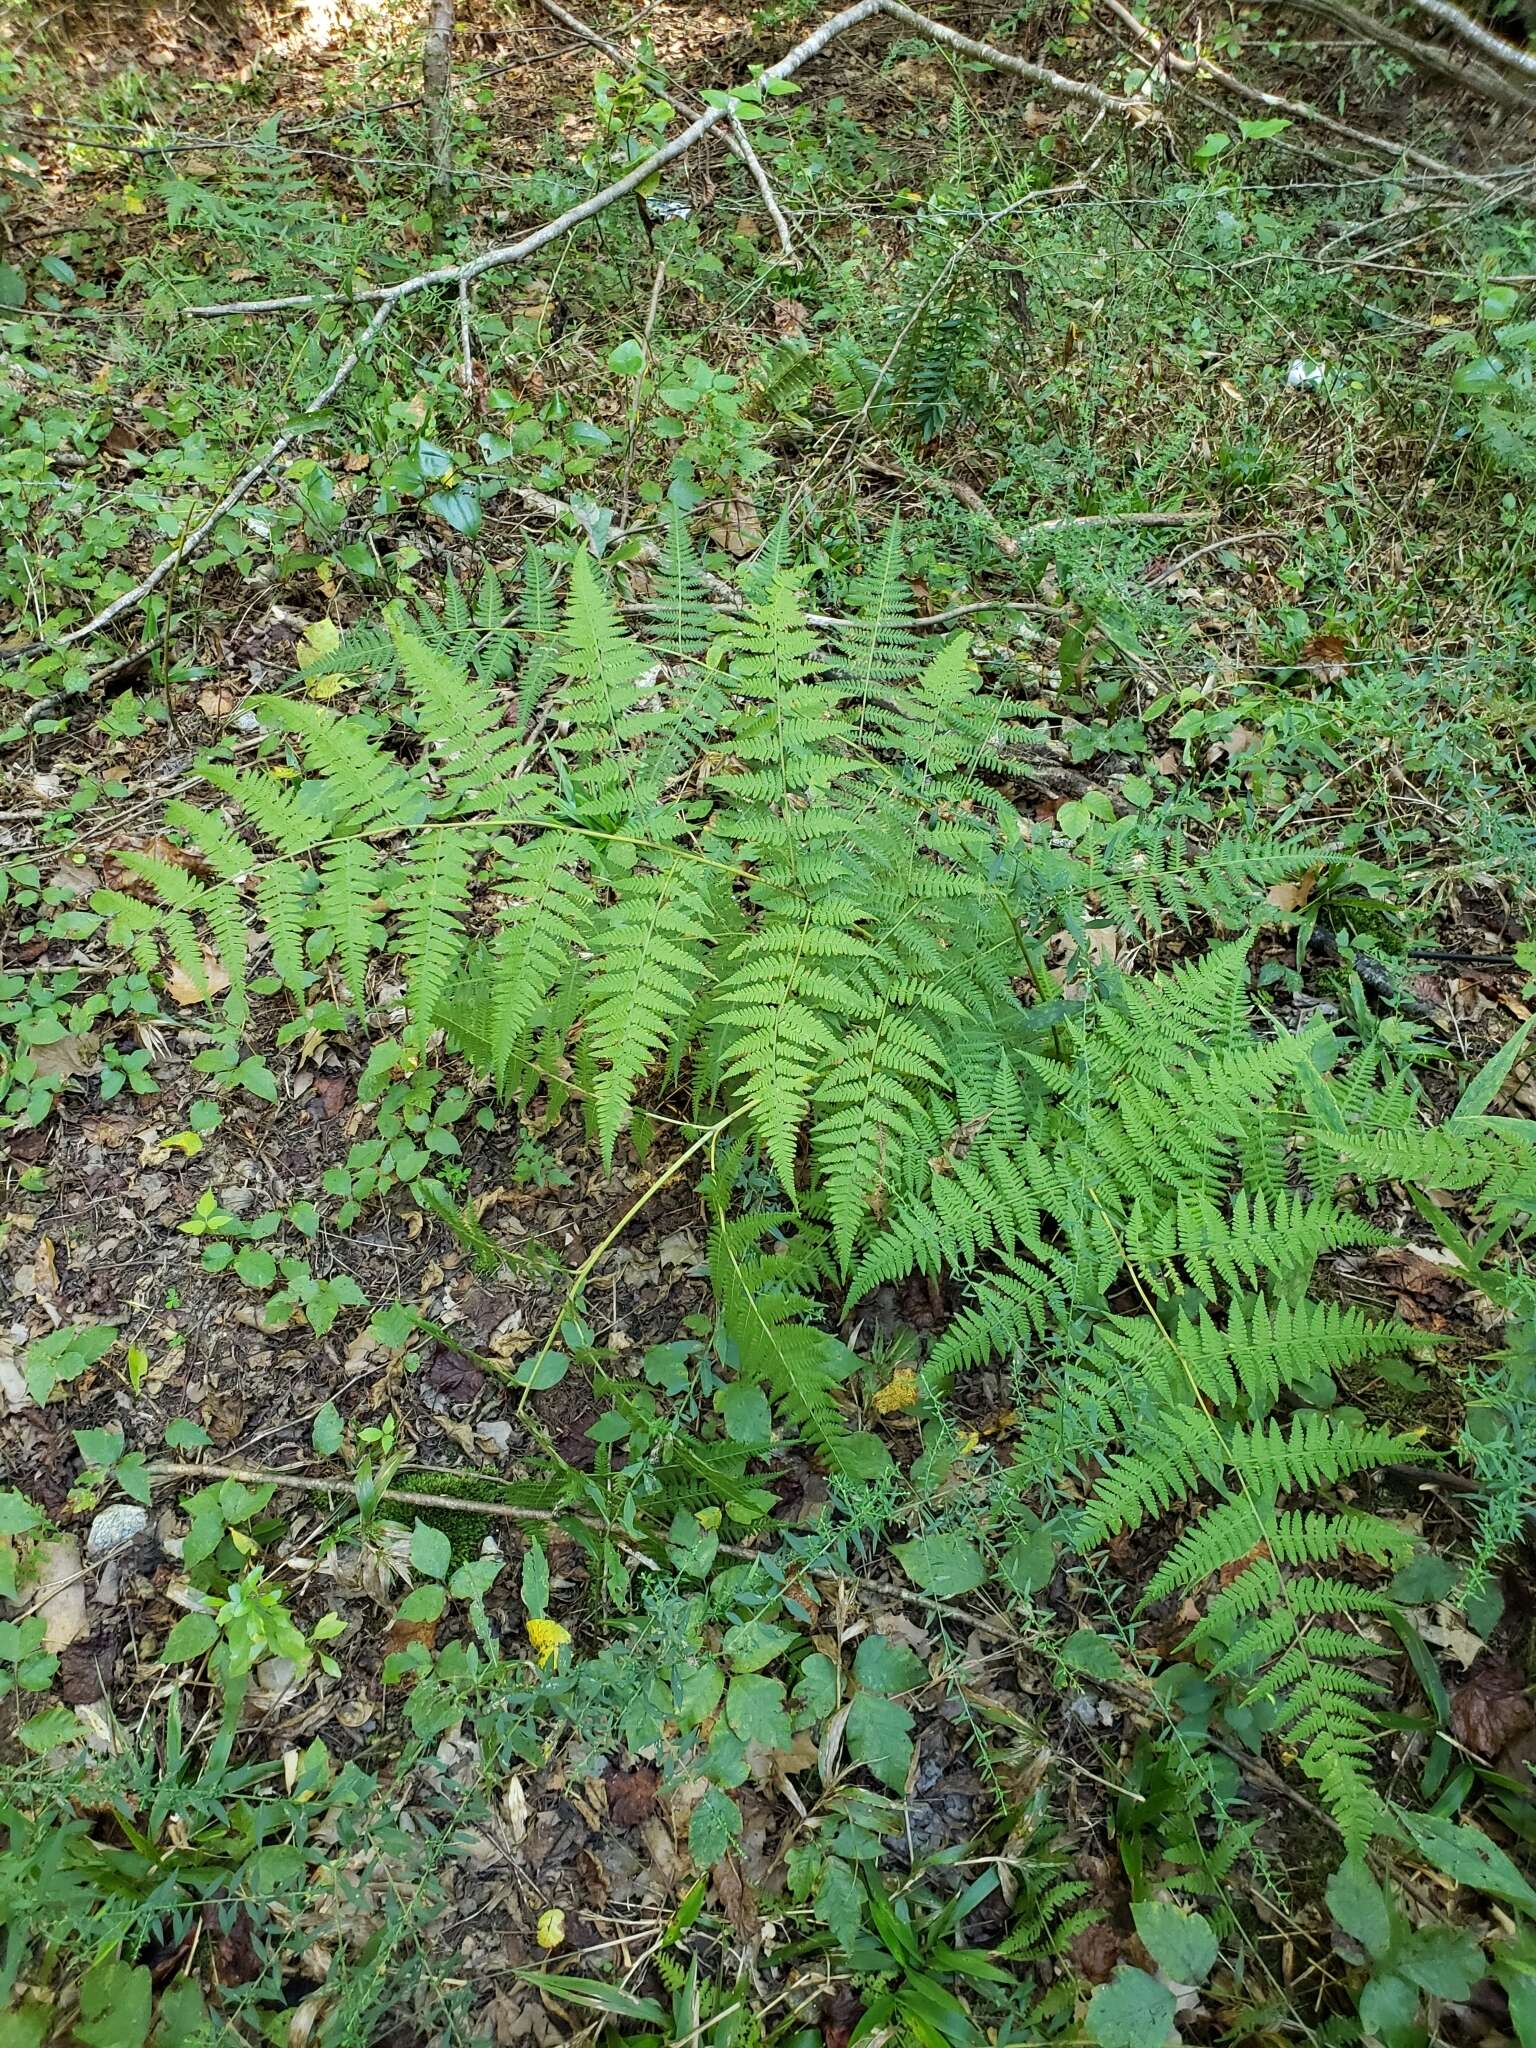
[[5, 0, 1143, 663]]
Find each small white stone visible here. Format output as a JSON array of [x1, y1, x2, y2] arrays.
[[86, 1503, 151, 1559]]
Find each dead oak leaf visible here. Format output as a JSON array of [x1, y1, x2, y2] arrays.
[[603, 1761, 660, 1828], [165, 954, 231, 1006], [1450, 1658, 1535, 1759]]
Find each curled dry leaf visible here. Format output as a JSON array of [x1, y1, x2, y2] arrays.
[[166, 953, 231, 1006], [1450, 1658, 1536, 1759]]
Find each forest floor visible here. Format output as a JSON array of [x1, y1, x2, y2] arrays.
[[4, 0, 1536, 2043]]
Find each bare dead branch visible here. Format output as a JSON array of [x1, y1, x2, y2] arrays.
[[1260, 0, 1532, 109], [1102, 0, 1516, 193], [728, 112, 796, 257], [0, 2, 1147, 665], [1398, 0, 1536, 81]]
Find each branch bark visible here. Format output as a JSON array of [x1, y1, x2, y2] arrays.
[[423, 0, 456, 243], [535, 0, 798, 254], [1102, 0, 1513, 193], [1398, 0, 1536, 81], [1261, 0, 1533, 110]]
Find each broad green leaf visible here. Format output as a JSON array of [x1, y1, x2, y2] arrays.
[[717, 1381, 772, 1442], [1398, 1926, 1482, 2000], [0, 1491, 42, 1536], [1061, 1629, 1124, 1682], [725, 1672, 790, 1751], [794, 1651, 839, 1718], [723, 1619, 798, 1673], [1359, 1970, 1419, 2044], [397, 1584, 447, 1623], [161, 1611, 219, 1663], [18, 1706, 81, 1753], [512, 1351, 570, 1391], [1403, 1813, 1536, 1914], [892, 1533, 985, 1597], [845, 1689, 914, 1794], [816, 1856, 864, 1950], [1132, 1900, 1219, 1986], [76, 1959, 152, 2048], [410, 1519, 452, 1581], [852, 1632, 927, 1695], [311, 1401, 344, 1456], [607, 338, 646, 376], [1326, 1855, 1392, 1958], [1086, 1965, 1177, 2048], [521, 1535, 550, 1618], [688, 1783, 741, 1866]]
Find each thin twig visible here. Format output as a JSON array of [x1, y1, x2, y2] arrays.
[[1141, 526, 1284, 586], [1257, 0, 1532, 109], [1020, 508, 1211, 536], [143, 1455, 1333, 1826], [1103, 0, 1514, 194], [728, 112, 796, 257], [5, 294, 396, 664], [536, 0, 794, 247], [457, 276, 474, 390]]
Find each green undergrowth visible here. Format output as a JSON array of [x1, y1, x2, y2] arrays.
[[5, 7, 1536, 2045]]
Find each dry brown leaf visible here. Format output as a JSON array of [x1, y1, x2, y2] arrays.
[[1418, 1602, 1486, 1671], [103, 835, 212, 898], [1300, 632, 1351, 684], [604, 1760, 660, 1828], [34, 1237, 59, 1299], [30, 1031, 99, 1084], [1450, 1658, 1536, 1759], [1266, 869, 1318, 914], [708, 494, 764, 560], [166, 954, 231, 1006], [33, 1535, 88, 1653]]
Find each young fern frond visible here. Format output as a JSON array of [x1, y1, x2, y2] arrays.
[[707, 1207, 861, 1474], [587, 857, 715, 1164], [393, 624, 525, 806]]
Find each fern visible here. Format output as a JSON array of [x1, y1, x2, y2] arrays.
[[586, 856, 714, 1164], [110, 528, 1515, 1853], [707, 1203, 864, 1476]]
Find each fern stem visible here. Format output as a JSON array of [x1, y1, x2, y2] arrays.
[[512, 1106, 752, 1418]]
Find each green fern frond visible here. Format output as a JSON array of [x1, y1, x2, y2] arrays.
[[257, 696, 422, 835], [707, 1207, 860, 1474], [587, 857, 714, 1163], [393, 624, 524, 805], [480, 830, 593, 1090], [321, 836, 385, 1017], [400, 828, 477, 1052]]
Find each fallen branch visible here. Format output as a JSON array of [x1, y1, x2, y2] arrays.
[[4, 0, 1144, 665], [5, 294, 396, 665], [1261, 0, 1532, 110], [538, 0, 796, 255], [1102, 0, 1516, 193], [139, 1453, 1348, 1829], [1399, 0, 1536, 82]]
